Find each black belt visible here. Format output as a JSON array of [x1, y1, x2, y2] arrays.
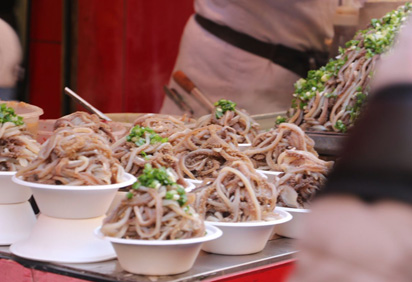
[[195, 14, 329, 77]]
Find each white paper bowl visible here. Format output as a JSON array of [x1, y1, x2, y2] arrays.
[[202, 209, 292, 255], [12, 173, 136, 219], [274, 206, 310, 239], [0, 172, 32, 204], [0, 201, 36, 245], [10, 214, 115, 263], [95, 223, 222, 275]]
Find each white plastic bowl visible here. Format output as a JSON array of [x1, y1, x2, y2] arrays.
[[274, 206, 310, 239], [202, 209, 292, 255], [12, 173, 136, 219], [0, 201, 36, 245], [0, 171, 32, 204], [10, 214, 115, 263], [95, 223, 222, 275]]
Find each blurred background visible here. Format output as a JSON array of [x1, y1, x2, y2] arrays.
[[2, 0, 408, 119]]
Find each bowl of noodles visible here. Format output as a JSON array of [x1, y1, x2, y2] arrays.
[[97, 164, 222, 275], [272, 149, 333, 238], [5, 101, 44, 137], [36, 113, 129, 144], [11, 126, 137, 219], [191, 161, 292, 255], [274, 206, 310, 239], [202, 209, 291, 255], [13, 173, 136, 219], [0, 104, 41, 203], [95, 223, 221, 275]]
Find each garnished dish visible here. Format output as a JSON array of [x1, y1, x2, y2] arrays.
[[286, 4, 412, 132], [175, 125, 252, 180], [191, 161, 292, 256], [111, 125, 186, 185], [244, 123, 317, 171], [101, 164, 204, 240], [192, 161, 278, 222], [276, 149, 333, 208], [0, 104, 39, 245], [16, 127, 124, 185], [0, 103, 40, 171], [196, 99, 260, 144], [96, 165, 221, 275], [54, 111, 116, 143], [174, 124, 240, 151], [132, 113, 194, 145]]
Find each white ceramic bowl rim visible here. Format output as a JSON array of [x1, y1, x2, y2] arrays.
[[95, 223, 222, 245], [205, 209, 292, 227], [276, 206, 311, 213], [11, 172, 136, 191], [0, 171, 17, 176]]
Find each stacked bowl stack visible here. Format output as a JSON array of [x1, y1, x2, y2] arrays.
[[9, 173, 136, 263], [0, 172, 36, 245]]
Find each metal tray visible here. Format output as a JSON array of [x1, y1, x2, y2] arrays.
[[306, 131, 348, 156]]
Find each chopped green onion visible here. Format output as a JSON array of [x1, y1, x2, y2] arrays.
[[0, 104, 24, 126], [126, 125, 168, 147], [214, 99, 237, 119], [291, 3, 411, 129], [275, 116, 287, 125], [132, 164, 188, 206], [335, 120, 347, 133]]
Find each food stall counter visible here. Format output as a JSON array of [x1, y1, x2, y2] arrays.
[[0, 237, 295, 282]]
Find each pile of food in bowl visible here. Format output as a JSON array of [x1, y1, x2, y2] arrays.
[[98, 164, 222, 275], [0, 93, 338, 275]]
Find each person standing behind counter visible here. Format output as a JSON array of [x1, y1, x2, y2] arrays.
[[161, 0, 338, 117], [0, 18, 21, 101], [288, 16, 412, 282]]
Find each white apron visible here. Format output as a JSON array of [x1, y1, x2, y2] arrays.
[[161, 0, 338, 117]]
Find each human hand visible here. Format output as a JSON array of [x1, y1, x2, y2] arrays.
[[371, 17, 412, 92], [288, 196, 412, 282]]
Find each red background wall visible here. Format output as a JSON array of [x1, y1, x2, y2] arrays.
[[28, 0, 63, 119], [28, 0, 194, 118]]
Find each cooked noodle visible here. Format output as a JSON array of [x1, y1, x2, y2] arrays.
[[16, 127, 123, 185], [276, 150, 333, 208], [0, 122, 40, 171], [192, 161, 278, 222], [245, 123, 317, 171], [54, 111, 116, 143], [175, 125, 252, 180], [101, 166, 205, 240], [196, 100, 260, 144], [112, 125, 186, 186], [133, 113, 195, 145], [287, 4, 412, 132]]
